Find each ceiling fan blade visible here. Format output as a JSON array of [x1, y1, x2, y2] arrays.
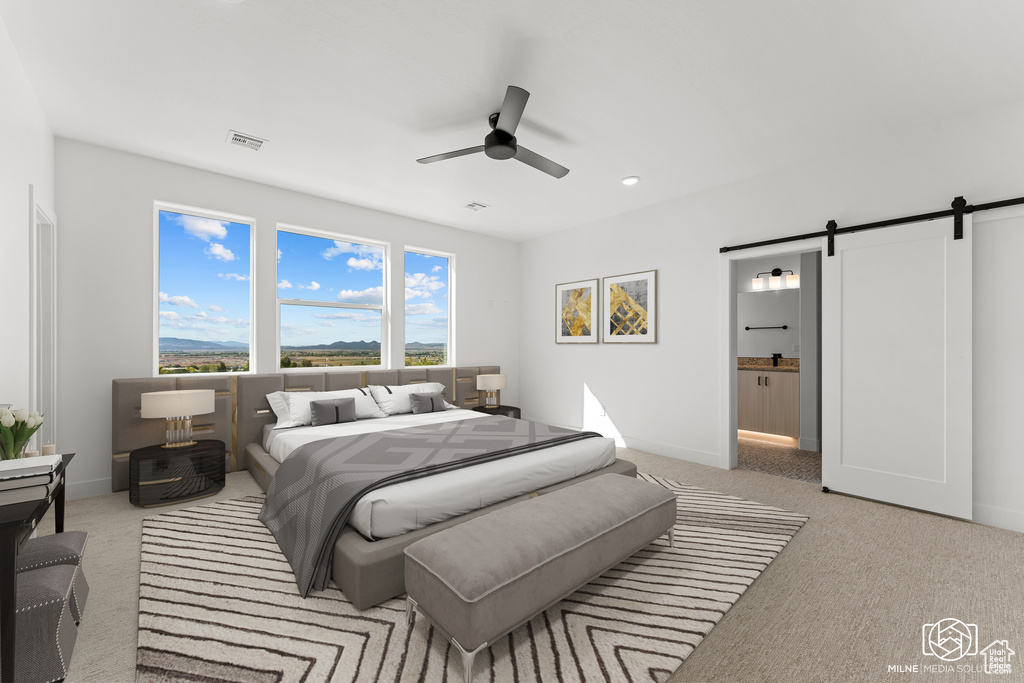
[[514, 146, 569, 179], [495, 85, 530, 135], [416, 146, 485, 164]]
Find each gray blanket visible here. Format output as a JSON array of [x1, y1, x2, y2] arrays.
[[258, 414, 601, 597]]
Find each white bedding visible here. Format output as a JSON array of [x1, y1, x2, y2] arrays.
[[262, 409, 616, 540]]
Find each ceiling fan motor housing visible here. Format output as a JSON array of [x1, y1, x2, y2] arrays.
[[484, 129, 517, 160]]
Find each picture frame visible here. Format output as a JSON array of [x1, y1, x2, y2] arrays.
[[555, 279, 599, 343], [603, 270, 657, 343]]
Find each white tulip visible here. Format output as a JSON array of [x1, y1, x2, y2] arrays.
[[29, 410, 41, 420], [25, 416, 37, 429], [0, 414, 14, 428], [14, 409, 28, 422], [0, 409, 9, 420]]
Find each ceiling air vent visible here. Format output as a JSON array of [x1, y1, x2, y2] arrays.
[[464, 201, 490, 211], [227, 130, 267, 151]]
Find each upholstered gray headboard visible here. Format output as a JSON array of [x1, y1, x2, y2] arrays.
[[110, 375, 234, 492], [111, 366, 499, 493]]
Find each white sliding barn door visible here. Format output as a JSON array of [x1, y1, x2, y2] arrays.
[[822, 216, 972, 519]]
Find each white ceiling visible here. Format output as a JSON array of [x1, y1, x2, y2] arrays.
[[3, 0, 1024, 241]]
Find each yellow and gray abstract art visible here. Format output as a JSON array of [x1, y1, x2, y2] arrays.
[[560, 287, 592, 337], [608, 281, 648, 336]]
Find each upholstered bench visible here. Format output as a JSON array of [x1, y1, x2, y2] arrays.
[[14, 563, 79, 683], [17, 531, 90, 624], [404, 474, 677, 683]]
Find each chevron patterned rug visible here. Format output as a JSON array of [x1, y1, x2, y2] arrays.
[[136, 474, 807, 682]]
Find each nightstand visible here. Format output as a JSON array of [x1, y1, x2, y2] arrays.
[[472, 405, 521, 419], [129, 439, 226, 507]]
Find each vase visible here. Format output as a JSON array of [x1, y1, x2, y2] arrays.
[[0, 440, 28, 460]]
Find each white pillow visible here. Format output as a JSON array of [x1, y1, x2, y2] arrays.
[[266, 391, 291, 426], [368, 382, 450, 415], [269, 388, 386, 428]]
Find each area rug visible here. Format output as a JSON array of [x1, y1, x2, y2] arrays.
[[136, 474, 807, 682]]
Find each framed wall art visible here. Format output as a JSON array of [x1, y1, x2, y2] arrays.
[[603, 270, 657, 343], [555, 279, 598, 343]]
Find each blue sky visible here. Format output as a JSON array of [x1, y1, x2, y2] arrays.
[[158, 210, 252, 346], [277, 232, 449, 347], [158, 217, 449, 349]]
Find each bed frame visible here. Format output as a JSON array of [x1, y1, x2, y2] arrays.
[[113, 367, 637, 609]]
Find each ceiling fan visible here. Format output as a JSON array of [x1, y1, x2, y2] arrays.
[[417, 85, 569, 179]]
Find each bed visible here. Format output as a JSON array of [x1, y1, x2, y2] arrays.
[[235, 368, 637, 608]]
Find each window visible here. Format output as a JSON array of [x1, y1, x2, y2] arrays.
[[405, 249, 452, 366], [156, 205, 253, 374], [277, 228, 387, 368]]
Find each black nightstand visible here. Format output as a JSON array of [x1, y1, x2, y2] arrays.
[[130, 439, 226, 507], [472, 405, 521, 419]]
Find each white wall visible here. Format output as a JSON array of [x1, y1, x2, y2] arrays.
[[55, 139, 520, 498], [0, 16, 54, 410], [519, 97, 1024, 533]]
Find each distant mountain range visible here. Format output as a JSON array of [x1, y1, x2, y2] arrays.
[[161, 338, 444, 352], [160, 337, 249, 351]]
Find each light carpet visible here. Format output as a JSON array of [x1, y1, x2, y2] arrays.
[[136, 474, 807, 682]]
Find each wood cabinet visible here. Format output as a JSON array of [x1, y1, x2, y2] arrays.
[[737, 369, 800, 438]]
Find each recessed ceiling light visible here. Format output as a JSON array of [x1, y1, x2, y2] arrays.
[[621, 176, 640, 186]]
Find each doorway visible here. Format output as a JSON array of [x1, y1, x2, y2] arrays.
[[29, 185, 56, 449], [718, 240, 823, 483]]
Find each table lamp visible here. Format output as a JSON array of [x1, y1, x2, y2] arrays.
[[140, 389, 215, 448], [476, 374, 506, 408]]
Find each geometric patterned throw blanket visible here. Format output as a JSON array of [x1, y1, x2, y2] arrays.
[[259, 415, 601, 596]]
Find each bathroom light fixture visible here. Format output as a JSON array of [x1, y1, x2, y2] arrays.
[[621, 176, 640, 186], [752, 268, 799, 291]]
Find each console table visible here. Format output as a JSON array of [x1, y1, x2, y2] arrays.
[[0, 452, 74, 683], [130, 439, 225, 507]]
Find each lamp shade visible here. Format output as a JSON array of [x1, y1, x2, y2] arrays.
[[751, 277, 765, 290], [476, 374, 507, 391], [141, 389, 215, 419], [786, 273, 800, 288]]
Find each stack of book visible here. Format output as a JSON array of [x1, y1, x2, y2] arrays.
[[0, 454, 63, 505]]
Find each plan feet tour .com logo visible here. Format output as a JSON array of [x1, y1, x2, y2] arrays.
[[888, 618, 1015, 675]]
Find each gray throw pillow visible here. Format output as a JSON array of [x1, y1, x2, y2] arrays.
[[410, 391, 446, 414], [310, 397, 357, 426]]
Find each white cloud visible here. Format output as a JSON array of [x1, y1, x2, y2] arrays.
[[318, 321, 336, 327], [405, 272, 446, 301], [159, 311, 179, 320], [312, 311, 378, 323], [336, 286, 383, 304], [277, 249, 283, 262], [178, 215, 228, 242], [218, 273, 249, 281], [432, 265, 443, 273], [278, 280, 293, 289], [209, 305, 227, 312], [406, 303, 442, 316], [205, 243, 235, 262], [408, 316, 450, 330], [322, 241, 383, 271], [159, 292, 200, 309], [307, 281, 320, 291], [197, 311, 207, 318]]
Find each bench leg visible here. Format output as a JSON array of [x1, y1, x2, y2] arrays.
[[668, 527, 676, 548], [406, 597, 417, 626], [452, 639, 487, 683]]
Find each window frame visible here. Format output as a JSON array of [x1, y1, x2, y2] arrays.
[[404, 245, 455, 367], [276, 223, 391, 371], [152, 201, 256, 377]]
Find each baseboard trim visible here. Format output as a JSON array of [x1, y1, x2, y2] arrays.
[[972, 502, 1024, 534], [621, 435, 722, 468], [799, 437, 821, 452], [523, 415, 723, 470], [67, 477, 114, 501]]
